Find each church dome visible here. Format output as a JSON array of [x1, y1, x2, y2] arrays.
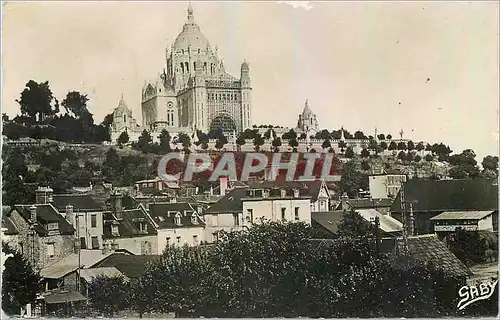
[[302, 99, 314, 117], [173, 4, 212, 53]]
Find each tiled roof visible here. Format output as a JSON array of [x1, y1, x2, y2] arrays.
[[255, 180, 325, 201], [391, 179, 498, 213], [2, 216, 19, 235], [430, 210, 494, 221], [103, 207, 157, 239], [204, 188, 248, 214], [355, 209, 403, 233], [149, 202, 204, 229], [91, 253, 161, 278], [79, 267, 126, 283], [52, 194, 103, 212], [341, 198, 394, 210], [311, 211, 344, 235], [41, 250, 114, 279], [43, 290, 87, 304], [381, 234, 472, 278], [10, 204, 75, 236]]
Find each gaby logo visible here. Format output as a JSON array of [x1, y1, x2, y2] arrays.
[[457, 280, 498, 310]]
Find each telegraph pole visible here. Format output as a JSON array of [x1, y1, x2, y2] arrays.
[[400, 182, 409, 255]]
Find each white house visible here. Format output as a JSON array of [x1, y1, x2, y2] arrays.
[[430, 210, 496, 233], [368, 174, 407, 199], [148, 202, 205, 252]]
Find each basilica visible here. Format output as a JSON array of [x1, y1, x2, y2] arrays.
[[110, 3, 252, 143]]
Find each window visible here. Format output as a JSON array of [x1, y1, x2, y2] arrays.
[[233, 213, 239, 226], [111, 225, 119, 236], [19, 242, 24, 255], [166, 237, 171, 245], [295, 207, 300, 221], [91, 214, 97, 228], [91, 236, 99, 249], [47, 222, 58, 231], [111, 243, 119, 250], [193, 235, 199, 246], [123, 115, 127, 123], [47, 243, 55, 257], [139, 222, 148, 233], [281, 189, 287, 198], [174, 213, 183, 225], [176, 236, 181, 244], [281, 208, 286, 220], [80, 237, 87, 249], [191, 214, 198, 225], [246, 209, 253, 223]]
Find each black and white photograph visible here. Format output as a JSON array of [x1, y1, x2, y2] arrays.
[[1, 1, 499, 318]]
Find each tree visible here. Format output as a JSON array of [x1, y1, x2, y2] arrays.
[[481, 155, 499, 171], [354, 131, 366, 139], [159, 129, 171, 153], [264, 128, 274, 140], [377, 134, 385, 140], [361, 148, 370, 158], [379, 141, 388, 151], [117, 131, 129, 146], [425, 154, 434, 162], [405, 152, 414, 162], [282, 129, 297, 140], [102, 148, 121, 183], [215, 135, 228, 150], [339, 161, 368, 198], [2, 242, 42, 315], [416, 142, 425, 153], [361, 160, 371, 171], [288, 137, 298, 152], [397, 151, 407, 161], [388, 142, 397, 151], [407, 140, 415, 151], [447, 228, 488, 266], [253, 134, 265, 151], [414, 155, 422, 162], [61, 91, 90, 120], [88, 275, 129, 317], [386, 134, 392, 140], [236, 135, 246, 151], [16, 80, 56, 124], [178, 133, 191, 151], [397, 142, 407, 150], [337, 210, 374, 237], [345, 147, 354, 158], [272, 137, 282, 152], [322, 138, 331, 150]]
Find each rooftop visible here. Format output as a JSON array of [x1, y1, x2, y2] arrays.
[[430, 210, 495, 221]]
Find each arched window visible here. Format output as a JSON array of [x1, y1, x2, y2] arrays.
[[193, 62, 196, 70], [181, 63, 184, 73], [191, 213, 198, 225], [123, 115, 127, 123], [185, 62, 189, 73], [203, 62, 207, 72], [198, 49, 200, 54], [175, 213, 182, 226]]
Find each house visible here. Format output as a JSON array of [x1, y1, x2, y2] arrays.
[[430, 211, 496, 233], [5, 203, 76, 270], [390, 179, 499, 235], [255, 179, 332, 212], [2, 215, 19, 246], [90, 252, 161, 278], [52, 193, 105, 250], [335, 193, 394, 214], [134, 177, 179, 197], [368, 173, 407, 200], [241, 185, 312, 226], [311, 209, 403, 238], [102, 205, 158, 255], [148, 202, 205, 251], [203, 188, 247, 243]]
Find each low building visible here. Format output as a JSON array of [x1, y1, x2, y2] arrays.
[[90, 252, 161, 278], [5, 204, 76, 270], [390, 179, 498, 235], [148, 202, 205, 251], [368, 173, 407, 199], [431, 210, 496, 233]]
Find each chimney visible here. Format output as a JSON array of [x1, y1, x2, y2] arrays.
[[170, 197, 177, 203], [293, 188, 300, 198], [35, 186, 53, 204], [65, 204, 75, 227], [340, 192, 349, 211], [29, 205, 37, 224], [219, 177, 228, 196], [102, 243, 110, 255], [109, 192, 123, 213]]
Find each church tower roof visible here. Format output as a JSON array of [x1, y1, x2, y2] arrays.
[[173, 3, 212, 53], [116, 95, 129, 111], [302, 99, 313, 116]]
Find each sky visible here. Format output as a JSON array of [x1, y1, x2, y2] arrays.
[[2, 1, 499, 161]]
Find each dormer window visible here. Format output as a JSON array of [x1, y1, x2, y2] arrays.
[[175, 213, 182, 226], [263, 189, 269, 198], [280, 189, 287, 198], [139, 222, 148, 233], [293, 188, 300, 198], [111, 225, 119, 236], [191, 213, 198, 225]]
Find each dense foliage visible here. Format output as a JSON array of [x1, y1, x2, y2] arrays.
[[2, 242, 42, 316], [109, 222, 471, 318]]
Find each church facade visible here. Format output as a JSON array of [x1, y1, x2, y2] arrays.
[[141, 3, 252, 136], [110, 3, 252, 144]]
